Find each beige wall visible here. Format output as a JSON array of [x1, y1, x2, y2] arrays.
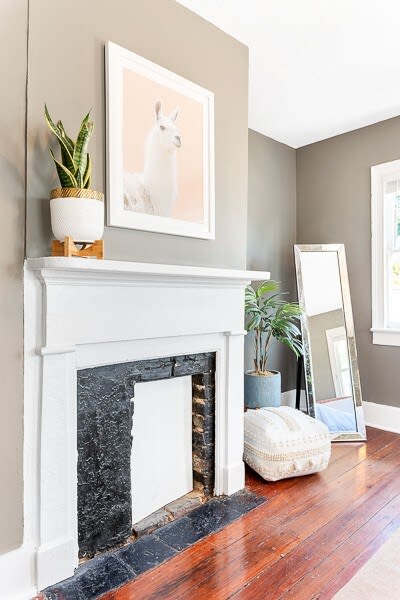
[[0, 0, 27, 553], [246, 130, 297, 391], [297, 116, 400, 408], [26, 0, 249, 269]]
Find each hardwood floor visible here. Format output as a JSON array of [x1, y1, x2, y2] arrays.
[[100, 427, 400, 600]]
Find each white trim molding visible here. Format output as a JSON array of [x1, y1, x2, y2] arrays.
[[371, 159, 400, 346], [370, 328, 400, 347], [16, 257, 270, 596], [363, 401, 400, 434]]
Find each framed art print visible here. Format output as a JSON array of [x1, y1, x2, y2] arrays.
[[105, 41, 215, 239]]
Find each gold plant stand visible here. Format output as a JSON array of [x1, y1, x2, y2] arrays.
[[51, 236, 104, 259]]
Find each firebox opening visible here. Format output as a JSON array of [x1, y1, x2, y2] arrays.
[[77, 352, 216, 558]]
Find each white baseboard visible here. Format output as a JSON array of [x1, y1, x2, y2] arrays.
[[363, 401, 400, 434], [0, 545, 36, 600], [281, 394, 400, 435], [37, 537, 78, 591], [222, 461, 245, 495]]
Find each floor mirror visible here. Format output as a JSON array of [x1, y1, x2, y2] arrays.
[[294, 244, 366, 441]]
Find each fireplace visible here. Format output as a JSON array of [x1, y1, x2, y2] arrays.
[[77, 352, 216, 557], [22, 257, 269, 592]]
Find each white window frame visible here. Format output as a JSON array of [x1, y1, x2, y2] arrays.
[[326, 326, 352, 398], [371, 159, 400, 346]]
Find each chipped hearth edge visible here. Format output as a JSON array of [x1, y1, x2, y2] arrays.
[[0, 258, 270, 600]]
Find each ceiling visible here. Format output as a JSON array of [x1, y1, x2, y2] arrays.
[[176, 0, 400, 148]]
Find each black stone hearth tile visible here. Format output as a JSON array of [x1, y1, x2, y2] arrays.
[[42, 580, 83, 600], [44, 555, 132, 600], [154, 515, 206, 551], [227, 490, 267, 513], [43, 490, 266, 599], [116, 535, 176, 575], [75, 555, 132, 598], [185, 497, 242, 535]]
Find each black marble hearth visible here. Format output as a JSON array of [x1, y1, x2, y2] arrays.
[[77, 352, 216, 557], [42, 490, 266, 600]]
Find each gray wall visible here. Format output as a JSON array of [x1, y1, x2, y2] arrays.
[[0, 0, 249, 558], [0, 0, 27, 553], [246, 130, 297, 391], [309, 309, 345, 401], [297, 116, 400, 408], [26, 0, 248, 269]]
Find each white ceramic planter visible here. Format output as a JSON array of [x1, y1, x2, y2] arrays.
[[50, 188, 104, 243]]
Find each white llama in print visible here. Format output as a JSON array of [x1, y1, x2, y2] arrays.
[[124, 100, 182, 217]]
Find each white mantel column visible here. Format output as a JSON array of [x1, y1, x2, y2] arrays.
[[37, 349, 78, 590]]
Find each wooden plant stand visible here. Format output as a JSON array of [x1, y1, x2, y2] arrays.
[[51, 236, 104, 259]]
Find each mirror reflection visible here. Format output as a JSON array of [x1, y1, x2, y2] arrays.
[[295, 245, 366, 441]]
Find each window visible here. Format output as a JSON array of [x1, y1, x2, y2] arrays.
[[326, 326, 352, 398], [371, 160, 400, 345]]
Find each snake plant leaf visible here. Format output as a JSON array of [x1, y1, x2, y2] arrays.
[[58, 130, 76, 175], [56, 120, 74, 152], [57, 120, 75, 169], [82, 154, 92, 188], [73, 112, 93, 177], [45, 105, 76, 174], [49, 148, 77, 187]]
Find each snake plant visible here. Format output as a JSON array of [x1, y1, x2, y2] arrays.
[[245, 280, 303, 374], [45, 105, 93, 189]]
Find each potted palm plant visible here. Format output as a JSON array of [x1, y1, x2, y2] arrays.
[[45, 105, 104, 243], [244, 280, 303, 408]]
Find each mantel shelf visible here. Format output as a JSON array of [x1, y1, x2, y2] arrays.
[[26, 257, 270, 287]]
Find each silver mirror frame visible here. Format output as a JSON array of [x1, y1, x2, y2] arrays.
[[294, 244, 366, 442]]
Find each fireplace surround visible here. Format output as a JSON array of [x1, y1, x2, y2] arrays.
[[77, 352, 216, 557], [18, 257, 270, 596]]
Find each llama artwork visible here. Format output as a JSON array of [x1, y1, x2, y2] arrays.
[[124, 101, 182, 217], [107, 42, 214, 238]]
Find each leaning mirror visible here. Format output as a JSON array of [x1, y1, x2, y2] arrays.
[[294, 244, 366, 441]]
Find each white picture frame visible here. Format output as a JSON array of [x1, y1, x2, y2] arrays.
[[105, 41, 215, 239]]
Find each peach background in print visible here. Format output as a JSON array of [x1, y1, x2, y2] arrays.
[[123, 68, 204, 223]]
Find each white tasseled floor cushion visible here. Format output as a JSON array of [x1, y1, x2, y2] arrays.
[[244, 406, 331, 481]]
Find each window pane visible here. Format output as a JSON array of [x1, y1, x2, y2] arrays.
[[341, 369, 352, 398], [389, 251, 400, 326], [384, 183, 400, 250], [396, 195, 400, 250], [392, 252, 400, 288], [336, 339, 349, 370]]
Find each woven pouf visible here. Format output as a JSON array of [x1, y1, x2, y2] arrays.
[[244, 406, 331, 481]]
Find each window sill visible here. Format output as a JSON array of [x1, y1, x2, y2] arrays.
[[371, 328, 400, 347]]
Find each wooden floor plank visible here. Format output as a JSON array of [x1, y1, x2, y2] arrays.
[[233, 468, 400, 599], [317, 514, 400, 599], [102, 427, 400, 600], [180, 437, 400, 600]]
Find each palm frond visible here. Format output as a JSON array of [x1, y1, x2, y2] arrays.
[[244, 279, 304, 373]]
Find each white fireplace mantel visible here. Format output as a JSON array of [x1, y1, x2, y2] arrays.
[[5, 258, 269, 599]]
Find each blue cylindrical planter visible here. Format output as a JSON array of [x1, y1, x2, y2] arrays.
[[244, 370, 281, 409]]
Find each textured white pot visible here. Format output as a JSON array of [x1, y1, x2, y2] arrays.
[[50, 188, 104, 243]]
